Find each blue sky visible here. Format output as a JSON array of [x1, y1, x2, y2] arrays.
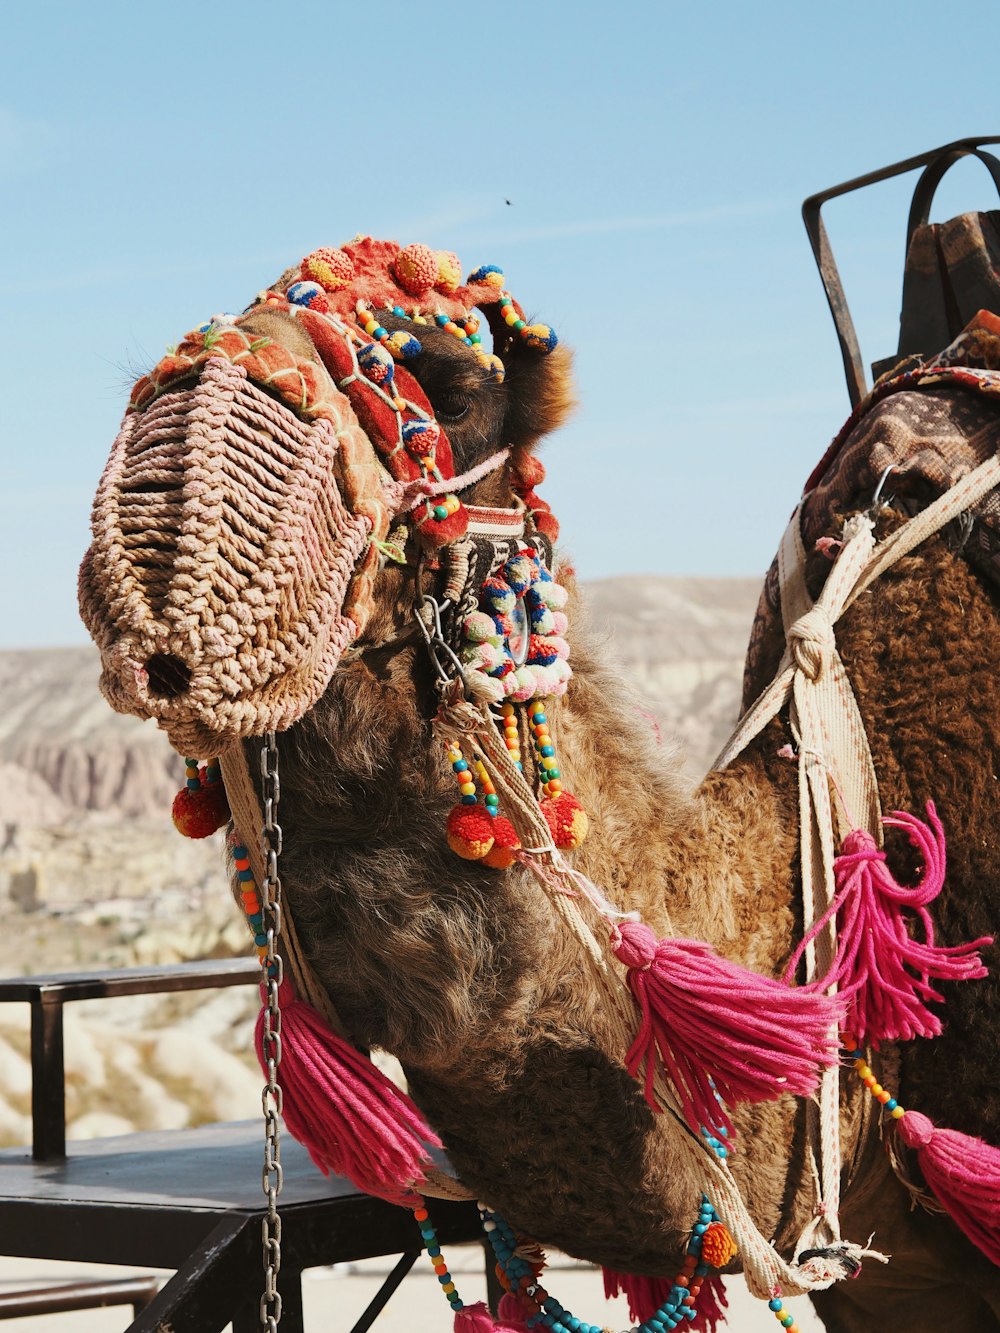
[[2, 0, 998, 645]]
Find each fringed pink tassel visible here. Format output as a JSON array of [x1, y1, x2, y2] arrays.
[[611, 921, 841, 1134], [254, 980, 441, 1207], [453, 1301, 527, 1332], [689, 1273, 729, 1332], [896, 1111, 1000, 1266], [602, 1267, 671, 1323], [496, 1294, 533, 1331], [785, 803, 991, 1045]]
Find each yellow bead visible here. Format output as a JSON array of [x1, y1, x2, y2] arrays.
[[443, 1282, 456, 1294], [871, 1083, 883, 1097], [459, 783, 476, 796], [891, 1105, 906, 1119], [858, 1064, 872, 1079]]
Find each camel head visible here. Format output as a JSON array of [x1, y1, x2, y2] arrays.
[[79, 237, 575, 756]]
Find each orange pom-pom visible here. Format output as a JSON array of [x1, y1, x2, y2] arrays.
[[540, 790, 589, 850], [171, 782, 230, 838], [700, 1221, 737, 1269], [301, 247, 356, 293], [394, 243, 438, 297], [481, 816, 521, 869], [446, 804, 495, 860]]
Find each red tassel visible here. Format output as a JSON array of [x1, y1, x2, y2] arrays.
[[896, 1111, 1000, 1266], [255, 981, 440, 1207], [787, 804, 991, 1045], [689, 1273, 729, 1332], [495, 1293, 533, 1331], [611, 921, 841, 1134], [602, 1267, 729, 1331], [602, 1268, 672, 1323], [171, 777, 230, 837]]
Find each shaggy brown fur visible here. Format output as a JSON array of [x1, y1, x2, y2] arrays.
[[225, 316, 1000, 1330]]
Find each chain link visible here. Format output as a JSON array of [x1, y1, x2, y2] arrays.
[[259, 731, 284, 1331]]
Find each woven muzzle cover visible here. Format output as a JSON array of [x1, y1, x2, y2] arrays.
[[80, 353, 388, 756]]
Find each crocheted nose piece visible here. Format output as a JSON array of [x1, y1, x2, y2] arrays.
[[80, 356, 386, 754]]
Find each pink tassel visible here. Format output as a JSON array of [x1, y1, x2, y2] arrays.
[[896, 1111, 1000, 1266], [255, 980, 441, 1207], [602, 1267, 672, 1323], [611, 921, 841, 1134], [785, 803, 991, 1045], [453, 1301, 526, 1332], [496, 1293, 533, 1331]]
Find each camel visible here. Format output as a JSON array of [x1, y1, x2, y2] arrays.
[[78, 234, 1000, 1332]]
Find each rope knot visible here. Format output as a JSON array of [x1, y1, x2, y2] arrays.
[[788, 606, 836, 680]]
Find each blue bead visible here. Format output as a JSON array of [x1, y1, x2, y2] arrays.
[[533, 712, 547, 725], [768, 1298, 783, 1311], [248, 913, 264, 928], [693, 1223, 707, 1234], [461, 794, 478, 804], [695, 1264, 709, 1277], [427, 1246, 440, 1257], [717, 1125, 729, 1136], [392, 306, 406, 317], [238, 869, 254, 882], [887, 1098, 898, 1110], [454, 759, 468, 771], [254, 933, 268, 947], [540, 745, 555, 757], [716, 1145, 728, 1158]]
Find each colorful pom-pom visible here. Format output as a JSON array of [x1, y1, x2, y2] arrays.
[[464, 611, 499, 643], [476, 351, 506, 381], [521, 323, 558, 354], [388, 329, 422, 359], [482, 576, 517, 615], [394, 243, 439, 297], [301, 247, 356, 293], [503, 556, 535, 596], [446, 804, 495, 860], [540, 790, 589, 850], [357, 341, 395, 386], [286, 280, 329, 312], [481, 817, 521, 869], [435, 250, 462, 294], [467, 264, 505, 289], [171, 782, 230, 839], [402, 418, 440, 455]]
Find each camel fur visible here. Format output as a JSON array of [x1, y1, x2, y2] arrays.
[[83, 281, 1000, 1332]]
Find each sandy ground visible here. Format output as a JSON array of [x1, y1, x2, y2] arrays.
[[0, 1250, 825, 1331]]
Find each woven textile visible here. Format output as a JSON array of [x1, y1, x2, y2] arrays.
[[744, 309, 1000, 702], [80, 356, 386, 755]]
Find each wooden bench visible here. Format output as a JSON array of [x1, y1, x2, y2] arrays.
[[0, 960, 490, 1331]]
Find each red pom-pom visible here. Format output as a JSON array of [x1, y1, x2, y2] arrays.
[[481, 816, 521, 869], [540, 791, 588, 849], [446, 804, 495, 860], [394, 243, 438, 297], [171, 781, 230, 838]]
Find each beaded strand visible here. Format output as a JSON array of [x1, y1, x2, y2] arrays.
[[529, 701, 562, 799], [841, 1031, 906, 1121], [413, 1206, 466, 1316], [500, 701, 523, 770]]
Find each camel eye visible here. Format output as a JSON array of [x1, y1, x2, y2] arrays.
[[433, 390, 472, 423]]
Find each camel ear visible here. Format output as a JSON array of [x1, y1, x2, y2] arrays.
[[501, 340, 576, 449], [482, 303, 576, 448]]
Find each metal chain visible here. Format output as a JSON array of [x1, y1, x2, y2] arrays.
[[259, 731, 284, 1331]]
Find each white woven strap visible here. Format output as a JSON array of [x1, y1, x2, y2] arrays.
[[713, 447, 1000, 1268]]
